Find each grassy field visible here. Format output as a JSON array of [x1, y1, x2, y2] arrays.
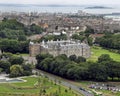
[[71, 81, 120, 96], [88, 46, 120, 62], [71, 46, 120, 96], [0, 76, 81, 96]]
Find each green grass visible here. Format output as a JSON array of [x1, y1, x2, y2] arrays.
[[88, 46, 120, 62], [0, 76, 81, 96], [17, 53, 29, 56], [14, 77, 37, 86], [13, 53, 29, 57], [101, 90, 120, 96], [72, 81, 120, 96]]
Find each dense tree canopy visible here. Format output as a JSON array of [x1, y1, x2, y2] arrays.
[[0, 19, 44, 54], [0, 61, 11, 73], [0, 53, 33, 77], [71, 32, 93, 46], [95, 34, 120, 50], [30, 24, 43, 34], [10, 65, 24, 77], [40, 33, 67, 42], [98, 54, 113, 63], [71, 34, 85, 42], [0, 39, 29, 53], [9, 56, 24, 65], [36, 53, 120, 81], [0, 19, 43, 39]]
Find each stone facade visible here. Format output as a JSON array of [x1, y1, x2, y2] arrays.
[[29, 40, 91, 58], [29, 43, 41, 57]]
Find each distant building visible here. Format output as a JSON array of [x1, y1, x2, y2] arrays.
[[29, 40, 91, 58], [89, 34, 104, 42]]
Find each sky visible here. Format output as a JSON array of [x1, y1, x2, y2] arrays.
[[0, 0, 119, 5]]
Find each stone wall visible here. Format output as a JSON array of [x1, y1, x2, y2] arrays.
[[29, 44, 41, 57], [29, 40, 91, 58]]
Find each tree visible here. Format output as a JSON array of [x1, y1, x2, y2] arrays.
[[84, 27, 94, 37], [77, 67, 89, 80], [0, 60, 11, 73], [66, 67, 76, 80], [0, 68, 3, 73], [30, 24, 43, 34], [104, 61, 120, 81], [35, 53, 120, 81], [71, 34, 85, 41], [87, 37, 93, 46], [40, 33, 67, 42], [0, 39, 21, 53], [40, 57, 53, 71], [22, 63, 33, 76], [115, 62, 120, 80], [69, 55, 77, 62], [60, 62, 77, 79], [88, 63, 108, 81], [9, 56, 24, 65], [98, 54, 113, 63], [71, 34, 80, 40], [59, 61, 73, 77], [1, 52, 13, 58], [36, 53, 53, 64], [18, 35, 27, 41], [55, 54, 68, 60], [0, 19, 24, 31], [0, 39, 29, 54], [76, 56, 86, 63], [95, 34, 120, 50], [10, 65, 23, 77], [50, 58, 64, 74]]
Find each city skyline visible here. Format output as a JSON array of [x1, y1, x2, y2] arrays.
[[0, 0, 119, 5]]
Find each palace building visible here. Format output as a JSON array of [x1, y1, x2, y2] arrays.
[[29, 40, 91, 58]]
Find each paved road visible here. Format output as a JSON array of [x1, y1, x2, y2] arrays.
[[22, 56, 94, 96], [33, 69, 94, 96]]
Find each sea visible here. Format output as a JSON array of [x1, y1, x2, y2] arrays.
[[0, 4, 120, 14], [0, 4, 120, 20]]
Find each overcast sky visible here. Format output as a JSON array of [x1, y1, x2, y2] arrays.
[[0, 0, 119, 5]]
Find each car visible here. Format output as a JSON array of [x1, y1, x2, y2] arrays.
[[79, 87, 86, 91]]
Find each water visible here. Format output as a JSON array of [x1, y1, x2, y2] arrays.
[[104, 15, 120, 21], [0, 4, 120, 14], [0, 78, 24, 83], [7, 78, 24, 83], [0, 4, 84, 13], [0, 4, 120, 20]]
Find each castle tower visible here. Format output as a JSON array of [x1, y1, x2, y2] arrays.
[[29, 42, 41, 57]]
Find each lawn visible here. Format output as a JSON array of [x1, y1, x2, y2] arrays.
[[71, 81, 120, 96], [0, 76, 81, 96], [88, 46, 120, 62], [14, 53, 29, 56]]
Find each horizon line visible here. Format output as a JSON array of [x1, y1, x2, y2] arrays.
[[0, 3, 117, 6]]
